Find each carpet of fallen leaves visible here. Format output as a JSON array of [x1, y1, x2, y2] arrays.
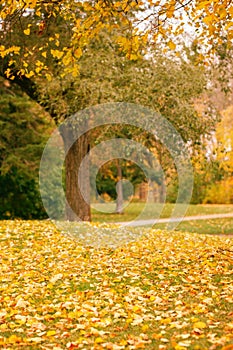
[[0, 220, 233, 350]]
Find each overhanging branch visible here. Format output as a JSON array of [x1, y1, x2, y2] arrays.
[[0, 58, 62, 123]]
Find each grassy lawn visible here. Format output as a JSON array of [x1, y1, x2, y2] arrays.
[[91, 203, 233, 223], [156, 218, 233, 236], [0, 220, 232, 349], [92, 203, 233, 235]]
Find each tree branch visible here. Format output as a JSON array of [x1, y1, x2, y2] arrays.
[[0, 58, 61, 124]]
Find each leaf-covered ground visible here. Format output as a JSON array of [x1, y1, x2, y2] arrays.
[[0, 220, 233, 350]]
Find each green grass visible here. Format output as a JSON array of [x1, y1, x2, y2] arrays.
[[91, 203, 233, 235], [155, 217, 233, 235], [91, 203, 233, 223]]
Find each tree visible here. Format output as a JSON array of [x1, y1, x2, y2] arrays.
[[0, 78, 53, 218], [1, 0, 233, 77], [0, 2, 221, 221], [93, 158, 157, 213], [202, 104, 233, 204]]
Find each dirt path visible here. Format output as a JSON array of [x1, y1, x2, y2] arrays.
[[115, 212, 233, 227]]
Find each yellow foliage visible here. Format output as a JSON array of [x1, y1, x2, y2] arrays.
[[74, 47, 82, 58], [25, 71, 35, 78], [1, 0, 233, 79], [23, 28, 30, 35], [95, 337, 104, 343], [50, 49, 64, 59], [167, 40, 176, 50], [0, 220, 232, 348], [62, 52, 72, 66], [46, 330, 57, 336], [193, 321, 207, 329], [204, 178, 233, 204], [216, 105, 233, 172]]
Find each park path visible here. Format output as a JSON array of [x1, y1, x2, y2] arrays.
[[115, 212, 233, 227]]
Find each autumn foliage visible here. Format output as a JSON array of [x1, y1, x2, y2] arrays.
[[0, 221, 232, 349], [1, 0, 233, 79]]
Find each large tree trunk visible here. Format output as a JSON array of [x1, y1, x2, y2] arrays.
[[115, 159, 124, 214], [60, 124, 91, 222]]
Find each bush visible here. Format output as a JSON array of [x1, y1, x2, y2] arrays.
[[0, 167, 47, 219], [204, 177, 233, 204]]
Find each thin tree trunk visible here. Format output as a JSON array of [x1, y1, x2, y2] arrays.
[[159, 180, 166, 203], [148, 179, 154, 202], [115, 159, 124, 214], [60, 124, 91, 222]]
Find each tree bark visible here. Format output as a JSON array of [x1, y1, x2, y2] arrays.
[[159, 180, 166, 203], [115, 159, 124, 214], [60, 124, 91, 222]]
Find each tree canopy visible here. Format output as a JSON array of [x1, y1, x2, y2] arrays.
[[1, 0, 233, 79]]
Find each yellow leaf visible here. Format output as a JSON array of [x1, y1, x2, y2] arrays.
[[203, 15, 214, 25], [193, 321, 207, 329], [119, 339, 128, 345], [166, 4, 175, 18], [228, 30, 233, 39], [126, 318, 133, 323], [25, 71, 35, 78], [132, 305, 141, 313], [71, 65, 79, 77], [68, 311, 75, 319], [95, 337, 104, 343], [35, 67, 41, 74], [45, 73, 52, 81], [0, 324, 8, 331], [24, 28, 30, 35], [51, 49, 64, 59], [168, 40, 176, 50], [74, 47, 82, 58], [8, 335, 22, 343], [0, 45, 6, 58], [47, 330, 56, 336], [219, 6, 227, 19], [128, 53, 140, 61], [62, 53, 71, 66], [28, 0, 37, 8], [42, 52, 47, 58], [19, 68, 25, 75], [142, 324, 149, 332], [5, 68, 11, 78], [174, 345, 187, 350], [161, 317, 172, 324], [196, 1, 211, 10], [11, 46, 21, 55], [229, 6, 233, 18]]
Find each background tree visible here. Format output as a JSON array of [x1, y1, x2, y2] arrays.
[[202, 105, 233, 203], [0, 78, 53, 218]]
